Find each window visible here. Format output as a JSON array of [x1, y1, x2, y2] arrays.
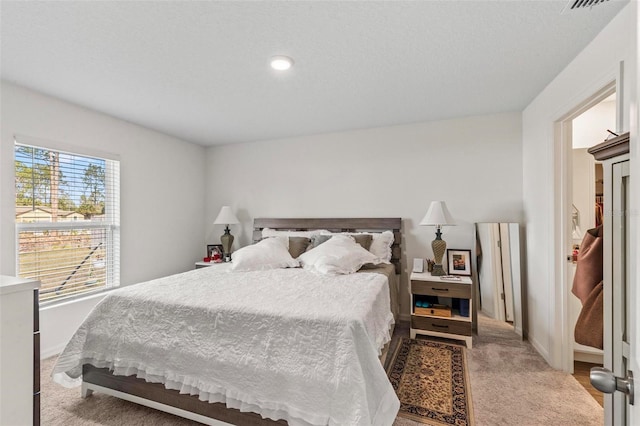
[[15, 141, 120, 302]]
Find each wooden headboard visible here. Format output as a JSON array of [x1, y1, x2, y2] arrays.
[[253, 218, 402, 274]]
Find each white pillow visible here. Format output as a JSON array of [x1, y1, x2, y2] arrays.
[[369, 231, 395, 263], [298, 235, 381, 274], [319, 230, 395, 263], [231, 237, 299, 272]]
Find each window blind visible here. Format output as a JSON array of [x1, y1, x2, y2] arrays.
[[15, 141, 120, 302]]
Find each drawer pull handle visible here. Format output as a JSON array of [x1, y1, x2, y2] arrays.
[[432, 324, 449, 329], [431, 287, 449, 292]]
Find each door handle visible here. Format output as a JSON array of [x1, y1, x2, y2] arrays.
[[590, 367, 634, 405]]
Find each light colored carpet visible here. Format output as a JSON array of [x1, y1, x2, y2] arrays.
[[42, 314, 603, 425], [465, 315, 603, 426]]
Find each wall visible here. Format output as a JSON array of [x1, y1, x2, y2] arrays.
[[205, 112, 523, 318], [572, 100, 616, 149], [571, 148, 595, 243], [0, 82, 207, 356], [522, 3, 636, 368]]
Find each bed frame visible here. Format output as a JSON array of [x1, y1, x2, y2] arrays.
[[81, 217, 402, 426]]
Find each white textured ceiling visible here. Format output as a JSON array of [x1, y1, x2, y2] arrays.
[[0, 1, 628, 146]]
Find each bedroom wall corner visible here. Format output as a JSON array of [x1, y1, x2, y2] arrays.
[[204, 112, 524, 319], [0, 81, 207, 357]]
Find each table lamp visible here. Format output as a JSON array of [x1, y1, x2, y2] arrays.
[[214, 206, 240, 261], [420, 201, 456, 276]]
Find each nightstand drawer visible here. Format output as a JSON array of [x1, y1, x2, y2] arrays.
[[411, 280, 470, 298], [411, 315, 472, 336]]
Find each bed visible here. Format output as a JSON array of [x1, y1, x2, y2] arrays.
[[53, 218, 402, 425]]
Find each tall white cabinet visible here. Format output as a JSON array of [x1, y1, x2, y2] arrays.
[[0, 276, 41, 426]]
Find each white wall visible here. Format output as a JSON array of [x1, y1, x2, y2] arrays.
[[0, 81, 207, 356], [205, 112, 523, 318], [572, 100, 616, 149], [522, 3, 637, 368], [571, 148, 595, 242]]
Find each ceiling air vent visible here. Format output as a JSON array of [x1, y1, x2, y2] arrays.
[[567, 0, 610, 10]]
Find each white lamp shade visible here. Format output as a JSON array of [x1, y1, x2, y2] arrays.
[[213, 206, 239, 225], [420, 201, 456, 226]]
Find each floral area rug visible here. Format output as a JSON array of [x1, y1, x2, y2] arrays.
[[387, 338, 474, 425]]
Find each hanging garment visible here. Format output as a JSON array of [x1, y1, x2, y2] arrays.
[[595, 203, 604, 227], [574, 282, 603, 349], [571, 225, 603, 304]]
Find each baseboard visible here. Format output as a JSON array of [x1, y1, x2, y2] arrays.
[[574, 351, 604, 364], [514, 325, 523, 337], [42, 343, 65, 360], [528, 335, 551, 365], [399, 313, 410, 322]]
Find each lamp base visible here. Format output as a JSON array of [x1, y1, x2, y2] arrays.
[[431, 232, 447, 276], [220, 230, 234, 262], [431, 264, 445, 276]]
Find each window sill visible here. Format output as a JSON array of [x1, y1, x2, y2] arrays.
[[40, 286, 119, 310]]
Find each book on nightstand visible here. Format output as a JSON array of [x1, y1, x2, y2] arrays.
[[440, 275, 462, 281]]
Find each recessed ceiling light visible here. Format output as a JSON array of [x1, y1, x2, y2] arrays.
[[270, 56, 294, 71]]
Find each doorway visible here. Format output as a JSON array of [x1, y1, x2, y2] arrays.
[[566, 92, 616, 405], [570, 93, 616, 364], [555, 80, 618, 378]]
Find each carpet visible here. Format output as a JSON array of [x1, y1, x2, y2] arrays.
[[387, 338, 473, 426]]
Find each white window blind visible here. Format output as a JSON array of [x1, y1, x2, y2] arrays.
[[15, 141, 120, 302]]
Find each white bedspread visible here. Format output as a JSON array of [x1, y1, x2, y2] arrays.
[[52, 266, 399, 426]]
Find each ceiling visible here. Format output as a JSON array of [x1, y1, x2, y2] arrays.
[[0, 1, 628, 146]]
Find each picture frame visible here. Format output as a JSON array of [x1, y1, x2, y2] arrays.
[[447, 249, 472, 276], [207, 244, 223, 258]]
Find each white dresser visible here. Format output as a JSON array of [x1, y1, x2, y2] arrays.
[[0, 276, 41, 426]]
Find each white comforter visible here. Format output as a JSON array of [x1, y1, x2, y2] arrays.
[[53, 266, 399, 426]]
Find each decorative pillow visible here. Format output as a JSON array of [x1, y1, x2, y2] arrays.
[[352, 234, 373, 251], [307, 234, 332, 251], [318, 230, 394, 263], [288, 237, 311, 258], [369, 231, 394, 263], [298, 235, 381, 274], [232, 237, 299, 271]]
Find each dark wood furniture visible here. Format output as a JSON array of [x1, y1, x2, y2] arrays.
[[80, 217, 403, 426], [33, 289, 40, 426], [410, 271, 474, 348], [587, 132, 630, 160]]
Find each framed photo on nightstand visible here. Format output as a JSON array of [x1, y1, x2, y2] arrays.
[[207, 244, 223, 259], [447, 249, 472, 276]]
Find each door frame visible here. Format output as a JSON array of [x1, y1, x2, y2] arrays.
[[553, 74, 621, 375]]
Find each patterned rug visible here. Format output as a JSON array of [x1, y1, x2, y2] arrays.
[[387, 338, 474, 425]]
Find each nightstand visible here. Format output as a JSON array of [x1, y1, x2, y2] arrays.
[[195, 261, 232, 269], [410, 271, 474, 348]]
